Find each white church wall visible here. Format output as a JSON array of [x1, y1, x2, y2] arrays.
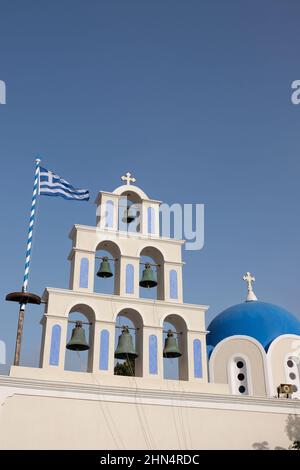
[[209, 336, 269, 397], [0, 380, 298, 450]]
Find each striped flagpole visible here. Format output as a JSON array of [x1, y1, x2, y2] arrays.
[[14, 158, 41, 366], [22, 158, 41, 295]]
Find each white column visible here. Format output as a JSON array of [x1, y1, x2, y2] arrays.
[[92, 321, 115, 375], [68, 249, 95, 292], [187, 331, 208, 383], [40, 315, 68, 370], [119, 256, 140, 298], [164, 263, 183, 303], [142, 326, 163, 379]]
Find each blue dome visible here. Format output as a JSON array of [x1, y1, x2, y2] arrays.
[[207, 301, 300, 350]]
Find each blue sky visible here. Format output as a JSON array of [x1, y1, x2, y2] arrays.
[[0, 1, 300, 374]]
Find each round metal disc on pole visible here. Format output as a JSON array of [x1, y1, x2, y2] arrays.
[[6, 292, 41, 305]]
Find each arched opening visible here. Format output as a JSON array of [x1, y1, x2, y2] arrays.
[[118, 190, 142, 233], [228, 356, 250, 396], [64, 304, 95, 373], [114, 308, 143, 377], [139, 246, 164, 300], [162, 314, 188, 381], [285, 355, 300, 398], [94, 240, 121, 295]]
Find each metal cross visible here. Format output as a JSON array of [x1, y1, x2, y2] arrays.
[[243, 272, 255, 292], [121, 172, 136, 185]]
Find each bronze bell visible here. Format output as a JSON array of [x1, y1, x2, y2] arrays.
[[97, 256, 113, 278], [115, 325, 138, 359], [163, 329, 182, 358], [122, 206, 136, 224], [139, 263, 158, 288], [66, 321, 90, 351]]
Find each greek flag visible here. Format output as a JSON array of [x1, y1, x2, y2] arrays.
[[39, 167, 89, 201]]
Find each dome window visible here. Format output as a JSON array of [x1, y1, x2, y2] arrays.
[[228, 356, 251, 396], [285, 356, 300, 399]]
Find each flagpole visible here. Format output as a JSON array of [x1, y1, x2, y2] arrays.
[[13, 158, 41, 366]]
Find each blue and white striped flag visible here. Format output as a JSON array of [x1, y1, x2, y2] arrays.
[[39, 167, 89, 201]]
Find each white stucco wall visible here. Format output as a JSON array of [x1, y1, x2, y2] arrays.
[[0, 376, 299, 450]]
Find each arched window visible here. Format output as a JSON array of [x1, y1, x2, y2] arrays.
[[99, 330, 110, 371], [118, 191, 142, 233], [193, 339, 202, 378], [105, 200, 114, 228], [64, 305, 95, 373], [139, 246, 164, 301], [95, 241, 121, 296], [126, 264, 134, 294], [163, 314, 188, 381], [79, 257, 89, 288], [169, 270, 178, 299], [114, 309, 143, 377], [149, 335, 158, 375], [229, 356, 250, 396], [285, 356, 300, 398], [49, 324, 61, 366]]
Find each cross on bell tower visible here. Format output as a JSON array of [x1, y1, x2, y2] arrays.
[[243, 272, 258, 302], [121, 172, 136, 185]]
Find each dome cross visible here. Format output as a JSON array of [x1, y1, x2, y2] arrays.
[[121, 172, 136, 185], [243, 272, 258, 302]]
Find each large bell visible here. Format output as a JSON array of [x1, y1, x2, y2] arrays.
[[66, 321, 90, 351], [139, 263, 157, 288], [122, 206, 136, 224], [115, 326, 138, 359], [163, 329, 182, 358], [97, 256, 113, 278]]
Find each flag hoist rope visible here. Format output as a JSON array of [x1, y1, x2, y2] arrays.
[[14, 158, 41, 366]]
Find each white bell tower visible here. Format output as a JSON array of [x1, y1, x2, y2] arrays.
[[12, 173, 210, 386]]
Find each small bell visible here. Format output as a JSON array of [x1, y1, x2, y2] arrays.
[[163, 329, 182, 358], [66, 321, 90, 351], [97, 256, 113, 278], [122, 206, 136, 224], [115, 325, 138, 359], [139, 263, 157, 288]]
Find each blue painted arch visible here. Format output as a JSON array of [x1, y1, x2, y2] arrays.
[[126, 264, 134, 294], [193, 339, 202, 378], [149, 334, 158, 374], [105, 200, 114, 228], [79, 257, 89, 288], [99, 329, 110, 370], [49, 324, 61, 366], [169, 270, 178, 299]]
